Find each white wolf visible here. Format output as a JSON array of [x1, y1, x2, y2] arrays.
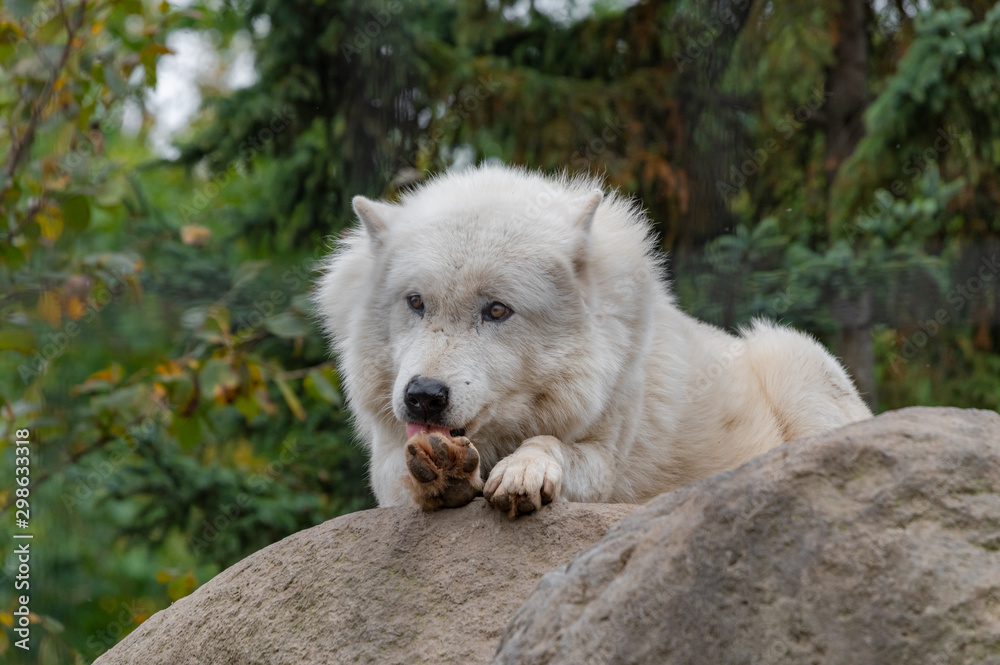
[[315, 164, 870, 515]]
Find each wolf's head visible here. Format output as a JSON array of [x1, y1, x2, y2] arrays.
[[316, 166, 659, 461]]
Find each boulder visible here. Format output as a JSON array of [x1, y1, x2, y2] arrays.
[[494, 407, 1000, 665], [94, 499, 634, 665]]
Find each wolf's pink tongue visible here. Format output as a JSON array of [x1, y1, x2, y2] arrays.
[[406, 423, 452, 439]]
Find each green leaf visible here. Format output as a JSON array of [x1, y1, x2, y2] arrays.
[[232, 260, 269, 289], [207, 306, 230, 335], [4, 0, 34, 20], [305, 369, 343, 406], [101, 63, 129, 98], [62, 194, 91, 231], [77, 101, 96, 132], [91, 384, 146, 414], [37, 13, 64, 43], [181, 305, 208, 330], [264, 311, 311, 338], [291, 293, 314, 313], [172, 415, 203, 450], [0, 23, 22, 65], [234, 394, 261, 421], [0, 328, 35, 353], [0, 243, 26, 269], [38, 614, 65, 634], [171, 373, 196, 407], [39, 635, 59, 665], [199, 358, 239, 396], [120, 0, 145, 14]]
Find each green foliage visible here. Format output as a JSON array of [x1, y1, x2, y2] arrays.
[[691, 168, 965, 344], [833, 4, 1000, 233], [0, 2, 373, 663], [1, 0, 999, 663]]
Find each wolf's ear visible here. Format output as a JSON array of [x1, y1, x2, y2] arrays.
[[352, 196, 394, 247], [571, 190, 603, 274], [573, 190, 603, 234]]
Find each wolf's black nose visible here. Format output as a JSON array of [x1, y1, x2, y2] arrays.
[[404, 376, 450, 422]]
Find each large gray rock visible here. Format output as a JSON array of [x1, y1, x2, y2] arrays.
[[94, 499, 634, 665], [493, 407, 1000, 665]]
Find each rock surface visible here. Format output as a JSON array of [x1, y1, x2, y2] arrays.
[[94, 499, 634, 665], [493, 407, 1000, 665]]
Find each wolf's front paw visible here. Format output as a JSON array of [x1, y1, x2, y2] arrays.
[[483, 444, 562, 518], [402, 433, 484, 511]]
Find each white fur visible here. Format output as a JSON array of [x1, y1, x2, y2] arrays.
[[314, 164, 871, 507]]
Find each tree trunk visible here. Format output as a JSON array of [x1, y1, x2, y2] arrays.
[[833, 290, 877, 410], [823, 0, 876, 409]]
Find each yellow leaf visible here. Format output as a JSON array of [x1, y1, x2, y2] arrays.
[[180, 224, 212, 246], [167, 571, 199, 601], [85, 365, 122, 383], [45, 173, 72, 191], [0, 21, 24, 40], [0, 612, 13, 627], [254, 386, 277, 416], [66, 296, 86, 320], [156, 571, 170, 584], [37, 291, 61, 326], [126, 273, 143, 301], [145, 43, 174, 55], [37, 205, 64, 241], [247, 361, 264, 383], [276, 378, 306, 421], [91, 21, 105, 35], [234, 438, 254, 469], [155, 361, 183, 377]]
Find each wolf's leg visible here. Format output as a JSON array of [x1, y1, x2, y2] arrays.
[[739, 321, 871, 440], [401, 433, 484, 511], [483, 436, 615, 517], [369, 441, 411, 507]]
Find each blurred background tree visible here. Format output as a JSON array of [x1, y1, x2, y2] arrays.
[[1, 0, 998, 662]]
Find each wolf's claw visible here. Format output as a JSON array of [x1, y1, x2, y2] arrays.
[[484, 443, 562, 518]]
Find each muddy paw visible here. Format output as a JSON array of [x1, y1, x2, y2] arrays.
[[402, 433, 484, 511]]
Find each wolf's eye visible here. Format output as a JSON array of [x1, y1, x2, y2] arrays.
[[483, 301, 513, 322], [407, 294, 424, 315]]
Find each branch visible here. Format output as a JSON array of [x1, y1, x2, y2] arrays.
[[0, 425, 114, 516], [0, 287, 42, 306], [0, 0, 88, 212], [3, 197, 44, 245]]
